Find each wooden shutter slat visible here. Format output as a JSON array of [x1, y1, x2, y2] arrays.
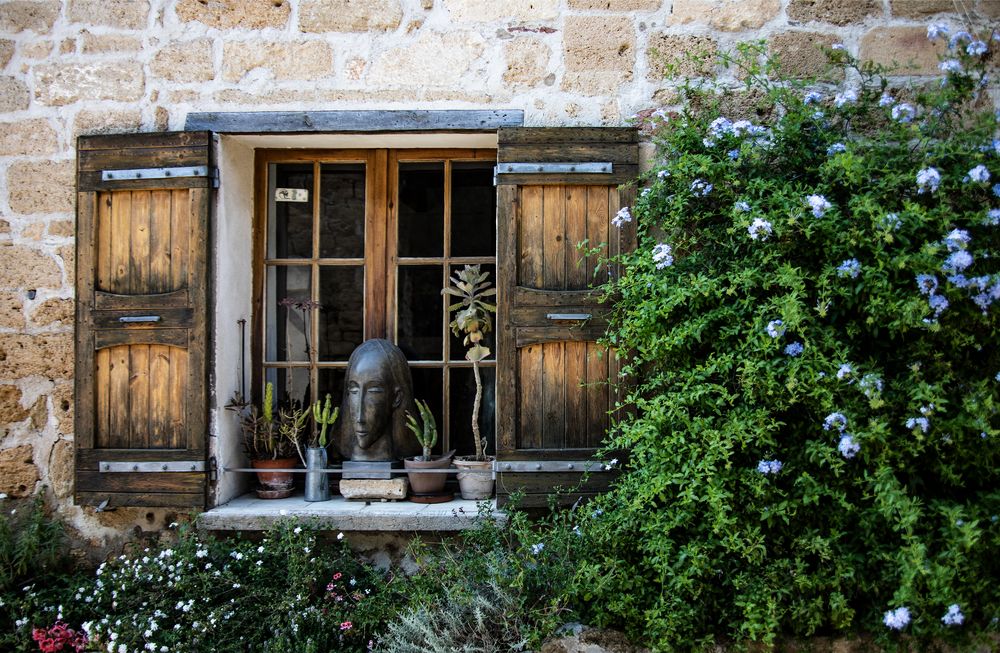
[[75, 131, 211, 509]]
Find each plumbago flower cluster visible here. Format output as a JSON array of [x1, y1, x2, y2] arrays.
[[577, 36, 1000, 650]]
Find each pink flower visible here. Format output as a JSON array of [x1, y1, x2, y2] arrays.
[[340, 621, 353, 631]]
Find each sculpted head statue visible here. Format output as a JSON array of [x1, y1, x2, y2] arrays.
[[336, 339, 421, 462]]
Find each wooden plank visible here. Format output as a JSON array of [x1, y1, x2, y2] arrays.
[[171, 188, 189, 293], [168, 346, 188, 449], [75, 191, 98, 451], [78, 131, 211, 153], [496, 185, 518, 454], [498, 127, 637, 145], [587, 342, 610, 449], [495, 170, 638, 187], [184, 110, 525, 133], [129, 191, 151, 295], [496, 471, 618, 494], [497, 143, 638, 165], [186, 187, 209, 452], [519, 186, 544, 290], [518, 344, 543, 449], [497, 492, 602, 509], [77, 173, 212, 193], [77, 471, 203, 494], [78, 145, 211, 172], [92, 307, 194, 330], [109, 191, 131, 294], [95, 289, 189, 310], [107, 345, 130, 449], [95, 348, 110, 450], [75, 491, 204, 509], [149, 190, 172, 294], [512, 286, 600, 306], [96, 192, 112, 293], [587, 186, 610, 285], [565, 185, 589, 291], [565, 341, 588, 449], [77, 448, 206, 467], [369, 149, 388, 340], [541, 342, 565, 450], [148, 345, 171, 449], [542, 185, 566, 292], [511, 306, 608, 329], [128, 345, 150, 450], [95, 329, 189, 349], [514, 326, 606, 347]]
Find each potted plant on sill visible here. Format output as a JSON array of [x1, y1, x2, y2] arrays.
[[403, 398, 453, 498], [444, 264, 497, 500], [230, 381, 308, 499], [304, 394, 338, 502]]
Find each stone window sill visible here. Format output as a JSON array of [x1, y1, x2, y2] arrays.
[[197, 494, 503, 532]]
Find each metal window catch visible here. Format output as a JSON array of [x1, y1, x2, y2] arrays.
[[496, 162, 613, 175], [119, 315, 161, 323], [546, 313, 591, 321], [101, 461, 206, 473]]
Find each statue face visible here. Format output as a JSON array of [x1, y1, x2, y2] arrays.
[[347, 351, 399, 450]]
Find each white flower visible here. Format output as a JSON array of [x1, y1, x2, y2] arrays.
[[294, 526, 302, 534], [748, 218, 772, 241], [883, 606, 911, 630], [195, 548, 208, 558], [612, 206, 632, 228], [337, 532, 345, 540], [735, 200, 751, 212], [940, 59, 963, 73], [833, 89, 858, 108], [652, 243, 674, 269], [831, 43, 845, 50], [279, 509, 288, 516]]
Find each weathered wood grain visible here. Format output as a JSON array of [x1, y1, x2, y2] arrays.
[[185, 110, 524, 133]]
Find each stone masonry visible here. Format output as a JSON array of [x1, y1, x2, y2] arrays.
[[0, 0, 995, 553]]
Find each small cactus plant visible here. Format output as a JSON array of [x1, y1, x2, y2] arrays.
[[405, 398, 438, 461], [311, 393, 339, 448]]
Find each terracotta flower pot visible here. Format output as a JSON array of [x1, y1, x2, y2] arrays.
[[454, 457, 494, 500], [404, 455, 453, 496], [251, 457, 298, 499]]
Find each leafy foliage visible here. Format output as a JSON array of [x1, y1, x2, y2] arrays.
[[573, 34, 1000, 650]]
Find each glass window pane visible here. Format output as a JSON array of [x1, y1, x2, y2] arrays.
[[265, 367, 310, 413], [318, 266, 365, 362], [398, 162, 444, 258], [409, 367, 444, 457], [266, 266, 312, 362], [319, 163, 365, 259], [449, 367, 495, 458], [451, 162, 496, 257], [268, 163, 313, 259], [397, 265, 443, 361], [448, 263, 496, 362]]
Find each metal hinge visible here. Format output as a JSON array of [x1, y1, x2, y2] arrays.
[[100, 461, 206, 473], [102, 165, 219, 188], [494, 460, 606, 472], [208, 457, 218, 483]]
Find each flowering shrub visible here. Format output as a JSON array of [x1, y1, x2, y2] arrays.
[[576, 31, 1000, 649], [31, 621, 87, 652]]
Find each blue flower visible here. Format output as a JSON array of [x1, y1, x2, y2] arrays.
[[916, 274, 938, 295], [748, 218, 772, 241], [942, 250, 973, 273], [968, 40, 989, 56], [803, 91, 823, 104], [811, 110, 825, 121], [948, 31, 973, 48], [784, 342, 804, 356], [965, 164, 991, 183], [838, 435, 860, 459], [657, 169, 670, 179], [756, 459, 783, 475], [944, 228, 971, 251], [884, 607, 911, 630], [766, 319, 785, 338], [906, 416, 930, 433], [859, 373, 883, 398], [807, 194, 832, 217], [891, 103, 916, 123], [530, 542, 544, 555], [927, 23, 949, 41], [994, 183, 1000, 197], [652, 243, 673, 269], [824, 412, 848, 432], [929, 293, 949, 317], [881, 213, 902, 230], [708, 116, 734, 137], [836, 363, 853, 380], [834, 89, 858, 107], [984, 209, 1000, 226], [940, 59, 963, 73], [837, 259, 861, 278], [917, 167, 941, 193], [735, 200, 751, 212], [612, 206, 632, 228], [827, 142, 847, 156], [690, 179, 713, 196], [878, 93, 895, 107], [942, 604, 965, 626]]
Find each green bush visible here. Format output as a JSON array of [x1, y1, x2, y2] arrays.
[[575, 31, 1000, 651]]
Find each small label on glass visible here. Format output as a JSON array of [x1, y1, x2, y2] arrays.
[[275, 188, 309, 202]]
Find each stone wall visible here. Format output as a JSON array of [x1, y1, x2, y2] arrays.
[[0, 0, 996, 554]]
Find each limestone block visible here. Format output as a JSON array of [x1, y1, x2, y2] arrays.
[[443, 0, 559, 22], [0, 76, 29, 111], [175, 0, 290, 30], [222, 40, 334, 82], [979, 0, 1000, 16], [369, 31, 485, 88], [29, 395, 46, 429], [34, 62, 145, 105], [0, 40, 14, 67], [647, 33, 718, 80], [0, 384, 29, 423], [569, 0, 660, 8], [30, 298, 72, 327], [8, 161, 75, 215], [769, 31, 843, 80], [80, 32, 143, 54], [339, 478, 409, 501], [73, 108, 143, 137], [51, 382, 72, 435], [0, 333, 73, 380], [299, 0, 403, 32], [0, 292, 24, 329], [562, 16, 634, 94], [0, 120, 57, 156], [47, 220, 73, 237], [151, 39, 214, 83], [59, 38, 74, 54], [48, 439, 73, 498], [889, 0, 954, 17], [668, 0, 780, 31], [860, 27, 947, 75], [68, 0, 149, 30], [0, 445, 37, 498], [787, 0, 880, 26], [0, 1, 59, 34], [0, 246, 61, 289], [503, 37, 552, 87]]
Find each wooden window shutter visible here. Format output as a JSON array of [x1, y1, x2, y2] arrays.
[[495, 127, 637, 507], [74, 132, 213, 508]]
